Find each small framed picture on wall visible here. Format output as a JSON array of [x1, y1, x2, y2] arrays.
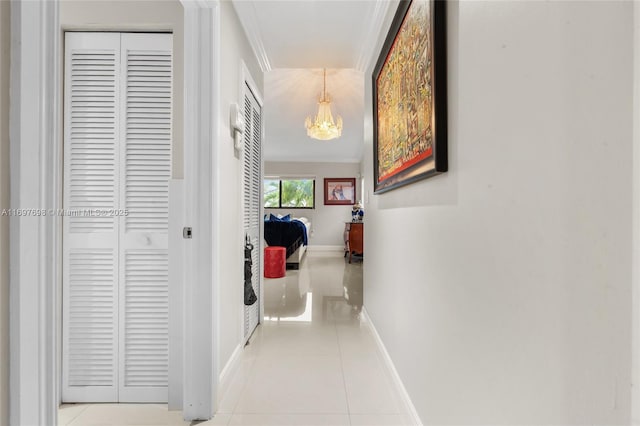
[[324, 178, 356, 205]]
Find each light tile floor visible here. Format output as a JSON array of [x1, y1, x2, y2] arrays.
[[59, 254, 412, 426]]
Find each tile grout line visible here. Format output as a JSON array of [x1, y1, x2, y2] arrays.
[[334, 316, 353, 426], [60, 403, 91, 426], [224, 412, 355, 415]]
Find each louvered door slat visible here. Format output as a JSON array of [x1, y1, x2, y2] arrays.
[[123, 251, 169, 389], [125, 47, 172, 234], [63, 33, 121, 403], [68, 46, 117, 232], [243, 83, 262, 340], [243, 95, 252, 231], [251, 109, 261, 231], [249, 105, 262, 336], [118, 33, 172, 403], [63, 32, 171, 404]]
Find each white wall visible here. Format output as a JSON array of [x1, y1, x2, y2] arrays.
[[216, 0, 264, 380], [0, 1, 9, 424], [364, 1, 633, 424], [633, 3, 640, 424], [59, 0, 185, 178], [265, 161, 361, 247]]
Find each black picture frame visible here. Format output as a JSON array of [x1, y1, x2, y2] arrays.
[[372, 0, 448, 194]]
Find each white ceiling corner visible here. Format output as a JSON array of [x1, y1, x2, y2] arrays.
[[232, 0, 272, 72], [355, 0, 396, 73]]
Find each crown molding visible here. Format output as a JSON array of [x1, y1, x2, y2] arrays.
[[232, 0, 272, 72], [264, 156, 363, 164], [355, 0, 396, 73]]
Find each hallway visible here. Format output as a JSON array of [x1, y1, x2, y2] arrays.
[[8, 1, 639, 424], [58, 254, 413, 426]]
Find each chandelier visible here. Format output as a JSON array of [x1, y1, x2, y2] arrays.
[[305, 69, 343, 140]]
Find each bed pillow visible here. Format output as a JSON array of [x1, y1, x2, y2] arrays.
[[268, 213, 291, 222]]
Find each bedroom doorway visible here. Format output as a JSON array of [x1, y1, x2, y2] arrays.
[[242, 79, 263, 342]]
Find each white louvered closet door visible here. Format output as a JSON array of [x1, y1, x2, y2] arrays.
[[118, 33, 172, 403], [63, 32, 172, 403], [243, 84, 262, 340], [63, 32, 121, 403]]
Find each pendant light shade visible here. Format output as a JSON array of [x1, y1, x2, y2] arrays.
[[305, 69, 342, 140]]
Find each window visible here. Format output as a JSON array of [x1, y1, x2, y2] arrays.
[[264, 178, 315, 209]]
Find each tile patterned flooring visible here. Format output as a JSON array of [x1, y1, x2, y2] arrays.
[[59, 254, 412, 426]]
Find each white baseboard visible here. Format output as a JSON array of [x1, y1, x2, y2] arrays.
[[217, 343, 243, 405], [306, 245, 344, 257], [362, 307, 423, 426]]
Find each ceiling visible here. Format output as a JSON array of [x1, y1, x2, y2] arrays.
[[233, 0, 393, 163], [264, 68, 364, 163]]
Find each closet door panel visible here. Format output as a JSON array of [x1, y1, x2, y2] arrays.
[[62, 32, 121, 403], [118, 33, 172, 403], [63, 32, 172, 404], [243, 84, 262, 341]]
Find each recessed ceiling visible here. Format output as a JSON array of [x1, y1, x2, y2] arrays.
[[264, 68, 364, 163], [233, 0, 387, 70], [233, 0, 393, 163]]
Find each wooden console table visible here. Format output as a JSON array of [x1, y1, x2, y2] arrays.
[[344, 222, 363, 263]]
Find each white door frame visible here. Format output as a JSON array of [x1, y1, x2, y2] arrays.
[[9, 0, 220, 423], [9, 0, 61, 424], [633, 4, 640, 423], [180, 0, 220, 420]]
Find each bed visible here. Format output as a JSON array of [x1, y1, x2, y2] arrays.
[[264, 215, 311, 270]]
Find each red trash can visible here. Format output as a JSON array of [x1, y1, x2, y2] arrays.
[[264, 246, 286, 278]]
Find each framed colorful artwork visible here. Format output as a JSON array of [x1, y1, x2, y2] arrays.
[[372, 0, 448, 194], [324, 178, 356, 205]]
